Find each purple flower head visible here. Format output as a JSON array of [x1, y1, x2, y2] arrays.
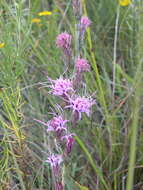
[[56, 32, 72, 56], [80, 16, 91, 30], [80, 16, 91, 40], [75, 58, 90, 73], [34, 116, 68, 138], [46, 154, 63, 176], [49, 77, 74, 97], [66, 96, 95, 120], [61, 134, 75, 155], [47, 116, 68, 137]]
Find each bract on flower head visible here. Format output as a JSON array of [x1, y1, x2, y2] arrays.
[[61, 134, 75, 155], [75, 58, 90, 73], [66, 96, 95, 120], [49, 77, 74, 97]]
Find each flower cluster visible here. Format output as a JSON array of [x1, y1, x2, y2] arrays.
[[80, 16, 91, 40], [66, 96, 95, 120], [35, 115, 68, 138], [45, 154, 63, 177], [119, 0, 131, 6], [75, 58, 90, 73], [80, 16, 91, 31], [0, 42, 5, 48], [47, 116, 68, 137], [48, 77, 74, 97], [56, 32, 72, 56], [32, 11, 52, 24]]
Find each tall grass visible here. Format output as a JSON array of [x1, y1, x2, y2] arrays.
[[0, 0, 143, 189]]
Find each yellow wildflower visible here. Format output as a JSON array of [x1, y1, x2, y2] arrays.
[[119, 0, 131, 6], [0, 43, 5, 48], [32, 18, 41, 23], [38, 11, 52, 16]]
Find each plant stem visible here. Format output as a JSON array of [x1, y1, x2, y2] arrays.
[[112, 6, 120, 103], [126, 1, 143, 189]]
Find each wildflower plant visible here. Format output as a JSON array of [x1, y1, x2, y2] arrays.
[[35, 0, 93, 189]]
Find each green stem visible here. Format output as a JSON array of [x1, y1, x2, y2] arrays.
[[112, 6, 120, 103], [126, 1, 143, 189]]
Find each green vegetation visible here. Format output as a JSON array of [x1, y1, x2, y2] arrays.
[[0, 0, 143, 189]]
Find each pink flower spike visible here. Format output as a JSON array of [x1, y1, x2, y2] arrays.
[[75, 58, 90, 73], [48, 77, 74, 97], [56, 32, 72, 56], [80, 16, 91, 30], [61, 134, 75, 155], [45, 154, 63, 176], [66, 96, 95, 120]]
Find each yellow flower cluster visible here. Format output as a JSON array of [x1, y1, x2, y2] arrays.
[[119, 0, 131, 6], [0, 43, 5, 48], [32, 11, 52, 24], [31, 18, 41, 23], [38, 11, 52, 16]]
